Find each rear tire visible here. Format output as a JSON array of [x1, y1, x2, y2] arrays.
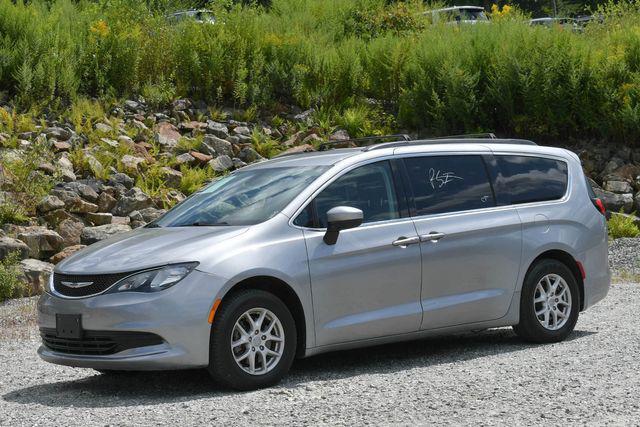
[[513, 259, 580, 343], [207, 289, 297, 391]]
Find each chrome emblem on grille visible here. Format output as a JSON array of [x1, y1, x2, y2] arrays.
[[60, 281, 94, 288]]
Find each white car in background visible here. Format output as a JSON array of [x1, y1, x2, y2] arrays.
[[426, 6, 489, 25]]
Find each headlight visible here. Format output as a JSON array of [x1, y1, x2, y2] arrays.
[[112, 262, 198, 293]]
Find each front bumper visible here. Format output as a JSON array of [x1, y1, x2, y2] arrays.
[[37, 269, 226, 370]]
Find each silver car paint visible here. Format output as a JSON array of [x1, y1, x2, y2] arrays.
[[38, 142, 611, 370]]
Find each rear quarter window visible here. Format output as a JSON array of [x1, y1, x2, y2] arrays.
[[495, 155, 568, 205]]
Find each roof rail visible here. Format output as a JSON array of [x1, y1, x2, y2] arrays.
[[365, 134, 537, 151], [318, 134, 411, 151]]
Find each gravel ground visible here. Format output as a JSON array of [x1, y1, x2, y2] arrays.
[[0, 241, 639, 426], [609, 238, 640, 279]]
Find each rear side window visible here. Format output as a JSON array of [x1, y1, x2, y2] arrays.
[[403, 155, 495, 216], [495, 156, 568, 205]]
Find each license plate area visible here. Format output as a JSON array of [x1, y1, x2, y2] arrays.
[[56, 314, 83, 339]]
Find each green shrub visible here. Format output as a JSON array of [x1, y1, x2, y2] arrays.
[[179, 165, 213, 195], [0, 201, 29, 226], [0, 252, 26, 302], [608, 211, 640, 239]]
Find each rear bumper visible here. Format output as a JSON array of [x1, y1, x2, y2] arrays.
[[583, 266, 611, 310], [37, 269, 226, 370]]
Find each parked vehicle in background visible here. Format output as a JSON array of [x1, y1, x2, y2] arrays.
[[37, 135, 611, 391], [167, 9, 216, 24], [426, 6, 489, 25], [530, 17, 579, 31]]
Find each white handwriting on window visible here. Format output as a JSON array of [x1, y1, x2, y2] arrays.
[[429, 168, 463, 189]]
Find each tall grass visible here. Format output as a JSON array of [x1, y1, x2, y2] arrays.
[[1, 0, 640, 142]]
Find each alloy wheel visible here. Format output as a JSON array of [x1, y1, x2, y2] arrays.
[[231, 308, 285, 376], [534, 273, 572, 331]]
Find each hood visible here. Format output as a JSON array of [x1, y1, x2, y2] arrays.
[[56, 226, 249, 274]]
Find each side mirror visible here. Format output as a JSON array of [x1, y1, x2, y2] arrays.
[[323, 206, 363, 245]]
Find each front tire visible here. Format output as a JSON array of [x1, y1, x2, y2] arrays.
[[513, 259, 580, 343], [207, 289, 297, 391]]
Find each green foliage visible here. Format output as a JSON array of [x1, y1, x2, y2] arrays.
[[251, 128, 281, 157], [2, 0, 640, 142], [179, 165, 213, 195], [608, 211, 640, 239], [0, 201, 29, 227], [0, 252, 26, 302]]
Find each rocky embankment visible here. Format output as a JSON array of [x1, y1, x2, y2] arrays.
[[1, 98, 640, 295]]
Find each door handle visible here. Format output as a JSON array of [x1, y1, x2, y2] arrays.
[[420, 232, 446, 243], [392, 236, 420, 247]]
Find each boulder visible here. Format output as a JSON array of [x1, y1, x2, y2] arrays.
[[0, 237, 30, 261], [190, 151, 213, 164], [239, 147, 263, 163], [155, 122, 181, 148], [63, 182, 99, 202], [86, 212, 113, 226], [56, 219, 85, 247], [175, 152, 196, 165], [94, 123, 113, 134], [202, 135, 234, 157], [172, 99, 191, 111], [120, 154, 147, 175], [36, 195, 65, 214], [594, 188, 634, 213], [293, 108, 314, 124], [18, 259, 54, 294], [50, 245, 86, 264], [233, 125, 251, 136], [124, 100, 141, 112], [16, 226, 64, 259], [81, 223, 132, 245], [97, 191, 117, 213], [161, 166, 182, 188], [112, 187, 154, 216], [278, 144, 315, 156], [43, 209, 77, 228], [329, 129, 350, 141], [206, 121, 229, 139], [108, 172, 135, 190], [209, 155, 234, 172], [43, 127, 72, 141], [302, 133, 322, 145], [635, 192, 640, 212], [604, 180, 633, 194], [138, 207, 167, 223]]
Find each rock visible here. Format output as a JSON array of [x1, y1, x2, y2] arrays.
[[138, 207, 166, 223], [100, 137, 119, 149], [56, 219, 85, 247], [283, 130, 305, 146], [209, 155, 234, 172], [206, 121, 229, 138], [635, 192, 640, 212], [43, 209, 77, 228], [108, 172, 135, 190], [18, 259, 54, 294], [97, 191, 117, 213], [330, 129, 350, 141], [68, 198, 98, 214], [172, 99, 191, 111], [94, 123, 113, 134], [85, 154, 104, 177], [86, 212, 113, 226], [132, 119, 148, 131], [235, 134, 253, 144], [179, 121, 207, 132], [60, 169, 76, 183], [128, 210, 144, 222], [278, 144, 315, 156], [63, 182, 99, 202], [16, 226, 64, 259], [594, 188, 634, 213], [175, 152, 196, 165], [302, 133, 322, 145], [112, 187, 154, 216], [165, 190, 186, 205], [50, 245, 86, 264], [111, 216, 131, 226], [233, 126, 251, 136], [239, 147, 263, 163], [120, 154, 147, 175], [232, 158, 247, 168], [293, 108, 315, 124], [190, 151, 213, 164], [0, 237, 30, 261], [202, 135, 234, 157], [604, 180, 633, 194], [161, 167, 182, 188], [124, 100, 141, 112], [36, 195, 65, 214], [81, 224, 132, 245], [155, 122, 181, 148], [37, 162, 56, 175], [44, 127, 72, 141], [53, 140, 72, 152]]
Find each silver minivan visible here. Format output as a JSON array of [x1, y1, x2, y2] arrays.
[[38, 137, 611, 390]]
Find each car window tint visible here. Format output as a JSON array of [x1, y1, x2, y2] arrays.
[[314, 161, 400, 228], [293, 203, 314, 227], [404, 155, 495, 216], [495, 156, 568, 204]]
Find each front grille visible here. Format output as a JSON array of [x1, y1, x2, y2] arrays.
[[53, 272, 132, 297], [40, 329, 164, 356]]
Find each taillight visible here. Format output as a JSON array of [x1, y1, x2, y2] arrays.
[[592, 197, 607, 217]]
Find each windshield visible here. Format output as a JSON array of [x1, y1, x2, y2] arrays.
[[459, 9, 487, 21], [153, 166, 329, 227]]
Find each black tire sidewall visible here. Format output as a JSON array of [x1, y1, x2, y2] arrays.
[[518, 259, 580, 343], [208, 290, 297, 390]]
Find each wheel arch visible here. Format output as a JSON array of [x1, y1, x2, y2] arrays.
[[526, 249, 585, 310], [215, 275, 307, 358]]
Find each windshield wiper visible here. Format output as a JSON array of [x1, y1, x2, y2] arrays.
[[145, 223, 162, 228]]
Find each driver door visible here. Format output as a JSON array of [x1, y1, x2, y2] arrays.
[[296, 160, 423, 347]]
